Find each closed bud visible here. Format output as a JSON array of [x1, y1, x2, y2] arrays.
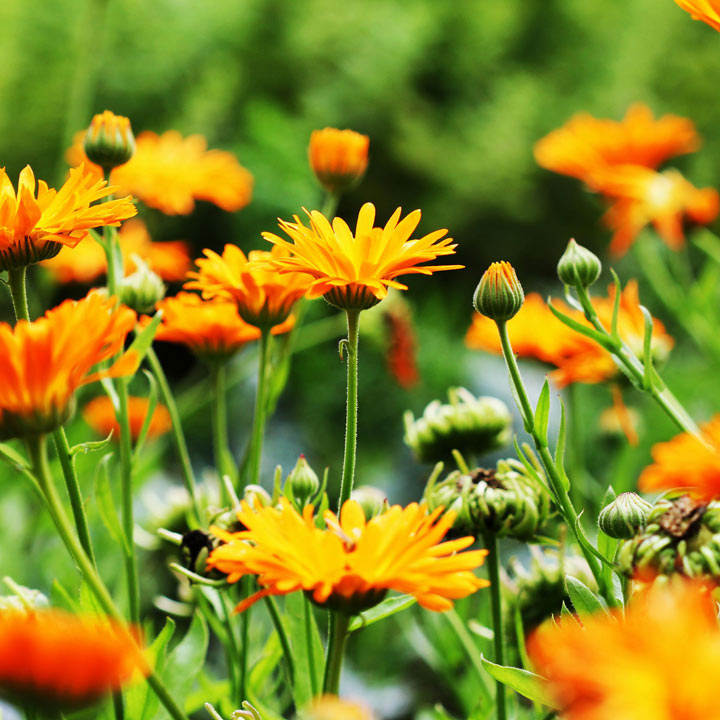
[[351, 485, 388, 520], [285, 455, 320, 507], [117, 256, 165, 313], [557, 239, 602, 288], [309, 128, 369, 194], [83, 110, 135, 171], [598, 492, 652, 539], [473, 261, 524, 322]]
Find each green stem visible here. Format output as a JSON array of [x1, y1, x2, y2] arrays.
[[304, 595, 319, 696], [264, 596, 296, 687], [7, 266, 30, 321], [321, 191, 340, 218], [218, 593, 241, 705], [444, 608, 489, 686], [323, 611, 351, 694], [484, 533, 506, 720], [239, 578, 251, 699], [210, 360, 238, 488], [338, 310, 360, 509], [247, 330, 271, 488]]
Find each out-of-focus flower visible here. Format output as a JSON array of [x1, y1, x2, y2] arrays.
[[0, 165, 136, 270], [208, 498, 488, 614], [43, 219, 192, 284], [300, 695, 376, 720], [69, 130, 253, 215], [0, 292, 137, 439], [262, 202, 462, 310], [83, 395, 171, 442], [384, 303, 419, 388], [528, 579, 720, 720], [309, 127, 370, 194], [186, 245, 309, 329], [0, 609, 146, 711], [639, 415, 720, 502], [674, 0, 720, 31], [83, 110, 135, 171]]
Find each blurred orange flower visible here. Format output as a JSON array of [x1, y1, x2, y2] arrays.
[[0, 609, 146, 711], [0, 165, 136, 270], [83, 395, 171, 441], [384, 306, 419, 389], [528, 580, 720, 720], [309, 127, 369, 193], [639, 415, 720, 502], [69, 130, 253, 215], [0, 292, 137, 439], [674, 0, 720, 31]]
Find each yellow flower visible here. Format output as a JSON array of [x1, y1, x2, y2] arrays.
[[300, 695, 376, 720], [262, 202, 463, 310], [208, 498, 488, 614], [309, 127, 370, 193]]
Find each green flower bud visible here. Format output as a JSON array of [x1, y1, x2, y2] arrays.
[[556, 238, 602, 288], [404, 387, 512, 463], [285, 455, 320, 507], [598, 492, 652, 539], [351, 485, 388, 520], [0, 584, 49, 612], [473, 261, 524, 322], [118, 256, 165, 313], [83, 110, 136, 171]]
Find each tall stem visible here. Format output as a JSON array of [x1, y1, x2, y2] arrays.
[[8, 266, 30, 321], [484, 533, 506, 720], [210, 360, 238, 488], [321, 191, 340, 218], [247, 330, 271, 488], [338, 310, 360, 509], [323, 611, 351, 694]]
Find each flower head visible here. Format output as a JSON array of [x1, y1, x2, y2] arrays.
[[0, 609, 146, 711], [674, 0, 720, 31], [262, 202, 462, 310], [83, 110, 135, 171], [185, 245, 309, 329], [0, 165, 136, 270], [0, 292, 137, 439], [309, 128, 370, 193], [208, 498, 488, 614], [639, 415, 720, 502], [473, 261, 525, 321], [83, 395, 171, 442], [528, 580, 720, 720]]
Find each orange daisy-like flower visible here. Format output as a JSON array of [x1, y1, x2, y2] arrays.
[[534, 104, 699, 182], [638, 415, 720, 502], [528, 579, 720, 720], [674, 0, 720, 31], [0, 292, 137, 439], [208, 498, 489, 614], [0, 165, 136, 271], [69, 130, 253, 215], [185, 245, 310, 329], [83, 395, 171, 442], [0, 609, 147, 711], [309, 128, 370, 194], [43, 218, 192, 284], [262, 202, 463, 311]]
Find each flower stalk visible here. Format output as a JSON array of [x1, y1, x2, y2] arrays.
[[210, 360, 238, 488], [247, 329, 271, 488], [338, 309, 360, 509], [323, 611, 351, 694], [484, 532, 506, 720]]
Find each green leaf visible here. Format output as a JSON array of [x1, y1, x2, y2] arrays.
[[553, 401, 570, 492], [565, 576, 608, 617], [70, 432, 115, 457], [283, 592, 324, 707], [609, 269, 623, 339], [639, 304, 655, 390], [533, 380, 551, 446], [133, 370, 160, 461], [128, 311, 163, 366], [93, 453, 128, 553], [480, 656, 556, 708], [348, 594, 417, 632], [547, 300, 613, 349]]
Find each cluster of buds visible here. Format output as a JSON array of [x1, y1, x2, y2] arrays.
[[617, 495, 720, 580], [404, 387, 512, 464], [424, 457, 550, 541]]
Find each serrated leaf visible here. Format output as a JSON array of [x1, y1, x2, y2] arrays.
[[71, 432, 115, 457], [533, 380, 550, 445], [565, 576, 608, 617], [349, 594, 417, 632], [480, 656, 556, 707]]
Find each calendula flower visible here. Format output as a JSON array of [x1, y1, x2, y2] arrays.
[[534, 104, 699, 183], [674, 0, 720, 31], [309, 127, 370, 193], [0, 292, 137, 439], [262, 202, 462, 310], [83, 395, 171, 441], [69, 130, 253, 215], [0, 609, 146, 711], [0, 165, 136, 271], [638, 415, 720, 502], [528, 579, 720, 720], [83, 110, 135, 171], [185, 245, 309, 329], [208, 498, 488, 614]]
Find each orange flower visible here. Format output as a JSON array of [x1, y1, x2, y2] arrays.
[[674, 0, 720, 31], [262, 202, 463, 310], [185, 245, 309, 329], [384, 306, 419, 389], [527, 580, 720, 720], [639, 415, 720, 501], [208, 498, 489, 614], [69, 130, 253, 215], [43, 218, 191, 284], [0, 609, 147, 711], [0, 165, 136, 270], [0, 292, 137, 439], [534, 104, 699, 182], [83, 395, 171, 441], [309, 128, 370, 193]]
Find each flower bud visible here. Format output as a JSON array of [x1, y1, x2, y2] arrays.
[[117, 256, 165, 314], [243, 484, 272, 509], [556, 239, 602, 288], [404, 388, 512, 464], [285, 455, 320, 507], [83, 110, 135, 171], [351, 485, 388, 520], [473, 261, 524, 322], [598, 492, 652, 539], [309, 128, 369, 194]]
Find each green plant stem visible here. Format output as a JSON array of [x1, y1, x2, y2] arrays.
[[321, 191, 340, 217], [484, 533, 506, 720], [264, 596, 296, 687], [323, 611, 351, 694], [24, 434, 190, 720], [218, 593, 241, 705], [247, 330, 271, 488], [146, 348, 200, 523], [338, 309, 360, 509], [8, 266, 30, 320], [210, 360, 238, 489], [239, 578, 251, 699], [304, 595, 319, 696]]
